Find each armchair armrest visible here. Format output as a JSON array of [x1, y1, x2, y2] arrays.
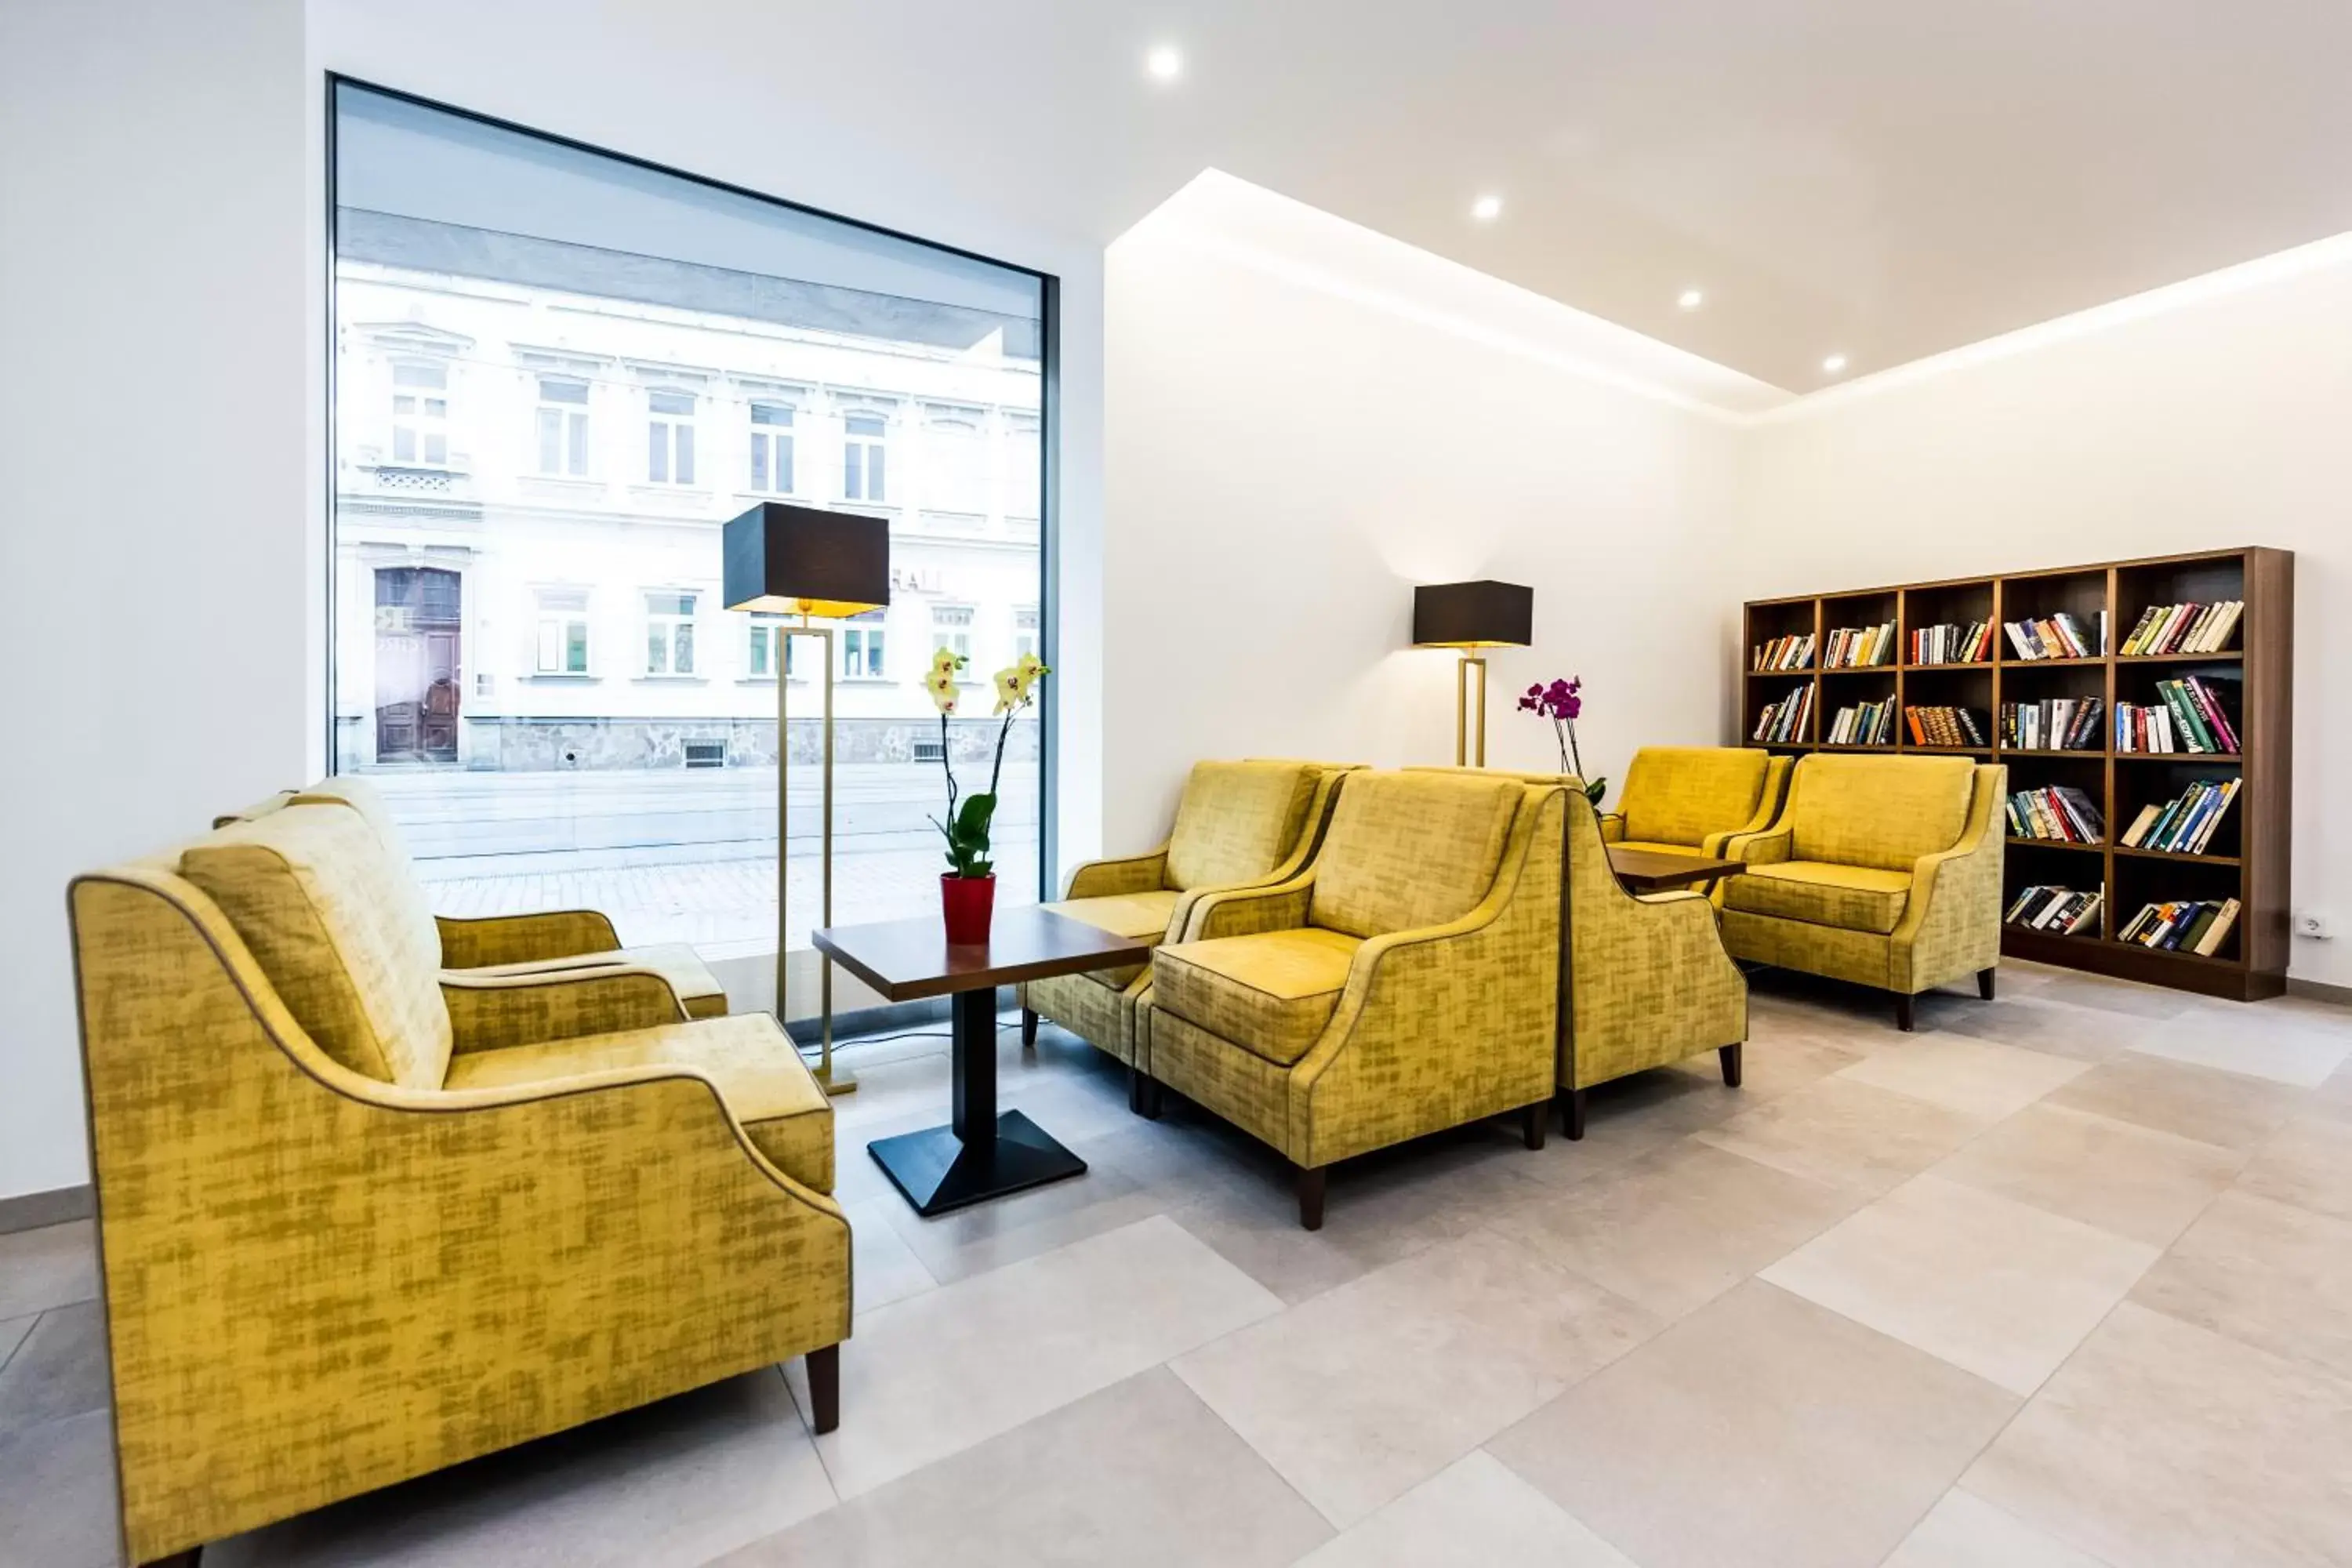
[[1064, 844, 1170, 900], [1599, 812, 1626, 844], [437, 909, 622, 968], [1722, 824, 1791, 864], [442, 965, 688, 1053], [1184, 870, 1315, 941], [1890, 768, 2005, 989]]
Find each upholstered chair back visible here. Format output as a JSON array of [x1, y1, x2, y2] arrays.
[[1163, 760, 1322, 891], [1784, 753, 1978, 871], [291, 774, 417, 862], [178, 803, 454, 1088], [1308, 771, 1521, 938], [1619, 746, 1773, 847]]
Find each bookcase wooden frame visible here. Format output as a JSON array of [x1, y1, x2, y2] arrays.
[[1740, 546, 2292, 1001]]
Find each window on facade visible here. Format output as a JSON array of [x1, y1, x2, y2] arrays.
[[645, 590, 697, 675], [535, 376, 590, 475], [749, 401, 795, 493], [844, 412, 887, 501], [1014, 606, 1040, 663], [334, 82, 1048, 956], [535, 588, 591, 674], [391, 361, 450, 466], [931, 604, 975, 668], [648, 390, 697, 485]]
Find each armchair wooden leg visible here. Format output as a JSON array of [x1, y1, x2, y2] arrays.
[[1127, 1066, 1163, 1120], [1295, 1164, 1327, 1231], [1522, 1100, 1548, 1150], [1895, 993, 1916, 1032], [1560, 1087, 1588, 1142], [141, 1552, 201, 1566], [1977, 967, 1997, 1001], [806, 1344, 840, 1436], [1719, 1042, 1744, 1088], [1021, 1007, 1039, 1048]]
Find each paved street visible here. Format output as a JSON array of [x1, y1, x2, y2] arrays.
[[370, 764, 1041, 955]]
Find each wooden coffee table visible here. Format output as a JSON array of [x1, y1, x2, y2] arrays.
[[812, 906, 1151, 1218], [1606, 845, 1748, 895]]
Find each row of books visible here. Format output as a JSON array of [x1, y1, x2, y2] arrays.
[[2000, 697, 2103, 752], [2002, 611, 2105, 661], [1824, 622, 1896, 668], [1906, 706, 1987, 746], [2008, 785, 2105, 844], [2113, 676, 2241, 754], [2119, 779, 2238, 855], [2121, 601, 2243, 656], [2120, 898, 2239, 956], [1911, 621, 1993, 665], [2004, 884, 2103, 935], [1751, 633, 1816, 672], [1827, 698, 1897, 746], [1751, 684, 1814, 743]]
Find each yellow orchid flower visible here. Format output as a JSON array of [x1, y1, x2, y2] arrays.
[[931, 645, 966, 677], [993, 666, 1021, 716], [924, 665, 960, 715]]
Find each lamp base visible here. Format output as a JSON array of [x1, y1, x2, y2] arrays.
[[815, 1061, 858, 1096]]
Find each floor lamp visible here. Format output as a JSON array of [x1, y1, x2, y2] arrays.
[[724, 502, 891, 1097], [1412, 579, 1533, 765]]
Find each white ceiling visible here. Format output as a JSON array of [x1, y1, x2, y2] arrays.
[[332, 1, 2352, 396]]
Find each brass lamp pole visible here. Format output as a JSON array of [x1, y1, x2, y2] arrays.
[[1412, 579, 1534, 767], [725, 502, 891, 1099]]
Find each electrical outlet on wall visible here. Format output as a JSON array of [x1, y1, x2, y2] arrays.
[[2297, 910, 2334, 940]]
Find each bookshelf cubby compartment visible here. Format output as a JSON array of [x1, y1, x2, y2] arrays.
[[1740, 547, 2292, 1000]]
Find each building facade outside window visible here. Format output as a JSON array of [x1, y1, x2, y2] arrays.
[[644, 590, 697, 675], [843, 412, 887, 502], [931, 604, 974, 668], [746, 612, 793, 679], [749, 401, 794, 493], [536, 376, 590, 475], [1014, 606, 1040, 663], [535, 588, 591, 675], [648, 389, 697, 485], [391, 361, 449, 466], [841, 611, 887, 680]]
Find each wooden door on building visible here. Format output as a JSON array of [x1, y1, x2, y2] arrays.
[[375, 567, 462, 764]]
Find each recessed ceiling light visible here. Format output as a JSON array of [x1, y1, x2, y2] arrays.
[[1678, 288, 1704, 310], [1822, 353, 1849, 375], [1471, 194, 1503, 223], [1145, 45, 1183, 82]]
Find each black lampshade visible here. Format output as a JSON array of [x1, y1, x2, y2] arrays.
[[1412, 580, 1533, 648], [723, 502, 891, 617]]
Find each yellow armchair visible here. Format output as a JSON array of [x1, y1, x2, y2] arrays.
[[1138, 771, 1563, 1228], [1018, 759, 1350, 1109], [1599, 746, 1791, 865], [71, 804, 850, 1565], [1719, 755, 2005, 1029]]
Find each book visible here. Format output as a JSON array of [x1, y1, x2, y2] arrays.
[[1999, 697, 2102, 751], [2006, 786, 2105, 843], [2118, 898, 2241, 954], [1751, 633, 1816, 672], [1904, 706, 1986, 747], [1823, 622, 1896, 669], [2120, 779, 2239, 854], [2004, 884, 2103, 935], [1751, 684, 1815, 743], [1910, 621, 1992, 665], [2125, 600, 2244, 655], [1827, 696, 1897, 746], [2002, 612, 2095, 660]]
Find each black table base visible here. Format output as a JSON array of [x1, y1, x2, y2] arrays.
[[866, 988, 1088, 1217]]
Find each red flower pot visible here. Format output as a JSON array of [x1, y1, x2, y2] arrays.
[[941, 873, 996, 946]]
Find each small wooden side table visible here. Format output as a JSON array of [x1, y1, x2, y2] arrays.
[[812, 906, 1150, 1218], [1606, 846, 1748, 897]]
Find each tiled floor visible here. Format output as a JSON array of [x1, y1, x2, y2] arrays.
[[6, 961, 2350, 1567]]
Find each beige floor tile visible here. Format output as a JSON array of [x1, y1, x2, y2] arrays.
[[1172, 1229, 1658, 1528], [1165, 1163, 1473, 1307], [2027, 971, 2195, 1022], [0, 1315, 31, 1374], [0, 1407, 118, 1568], [1882, 1488, 2111, 1567], [2307, 1061, 2352, 1126], [843, 1200, 937, 1316], [1488, 1141, 1860, 1319], [0, 1303, 110, 1436], [1834, 1035, 2090, 1120], [1930, 1102, 2243, 1247], [1965, 1301, 2352, 1567], [864, 1146, 1170, 1287], [1934, 993, 2137, 1063], [722, 1369, 1332, 1567], [2043, 1051, 2301, 1152], [1294, 1450, 1637, 1568], [1690, 1076, 1985, 1196], [1489, 1279, 2017, 1568], [2234, 1114, 2352, 1222], [210, 1369, 837, 1568], [0, 1221, 99, 1322], [1657, 1031, 1866, 1107], [786, 1215, 1279, 1498], [1762, 1174, 2157, 1396], [2129, 1189, 2352, 1381], [2126, 1006, 2350, 1087]]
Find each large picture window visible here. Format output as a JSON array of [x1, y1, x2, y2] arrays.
[[331, 82, 1050, 957]]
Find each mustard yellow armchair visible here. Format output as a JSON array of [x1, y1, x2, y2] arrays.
[[1138, 771, 1563, 1229], [1598, 746, 1791, 867], [220, 776, 732, 1019], [1018, 759, 1349, 1110], [1719, 755, 2005, 1029], [72, 803, 849, 1566]]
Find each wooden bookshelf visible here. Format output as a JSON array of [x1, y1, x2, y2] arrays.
[[1740, 547, 2292, 1001]]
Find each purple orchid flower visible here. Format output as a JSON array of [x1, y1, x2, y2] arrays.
[[1518, 676, 1606, 805]]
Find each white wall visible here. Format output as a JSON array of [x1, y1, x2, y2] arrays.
[[1739, 240, 2352, 988], [0, 0, 319, 1200], [1102, 180, 1744, 850]]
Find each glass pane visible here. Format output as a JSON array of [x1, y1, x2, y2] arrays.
[[393, 394, 416, 415], [649, 390, 695, 416], [675, 423, 695, 485], [749, 629, 769, 676], [424, 398, 446, 418], [334, 81, 1046, 953], [647, 626, 667, 673], [843, 443, 862, 499], [424, 433, 448, 465], [392, 426, 415, 462], [846, 413, 884, 437], [750, 434, 768, 490], [537, 407, 561, 472]]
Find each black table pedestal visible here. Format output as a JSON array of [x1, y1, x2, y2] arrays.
[[866, 988, 1088, 1217]]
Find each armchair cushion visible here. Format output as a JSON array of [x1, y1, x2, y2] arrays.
[[1164, 760, 1320, 891], [1309, 771, 1520, 938], [1152, 927, 1362, 1066], [443, 1013, 834, 1193], [1040, 887, 1182, 989], [1725, 861, 1912, 935], [180, 804, 452, 1088], [462, 941, 728, 1019], [1620, 746, 1773, 849], [1786, 753, 1976, 872]]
